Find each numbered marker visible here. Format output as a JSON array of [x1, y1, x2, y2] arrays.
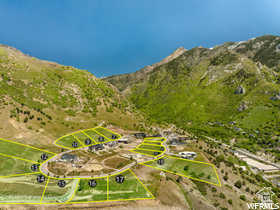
[[112, 134, 117, 139], [98, 136, 104, 142], [89, 179, 97, 187], [115, 175, 125, 184], [41, 154, 48, 160], [37, 175, 45, 183], [58, 180, 66, 188], [72, 141, 78, 148], [154, 152, 159, 156], [85, 138, 91, 145], [31, 164, 39, 171], [160, 147, 165, 151], [158, 159, 165, 165]]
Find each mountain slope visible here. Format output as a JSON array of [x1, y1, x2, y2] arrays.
[[0, 44, 140, 149], [104, 35, 280, 137], [103, 47, 187, 94]]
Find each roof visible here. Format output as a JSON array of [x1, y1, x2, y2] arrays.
[[89, 144, 104, 149], [61, 154, 77, 160]]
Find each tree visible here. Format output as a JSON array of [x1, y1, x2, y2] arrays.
[[220, 192, 226, 199], [24, 117, 28, 123], [246, 187, 250, 192], [212, 187, 217, 193], [223, 175, 228, 181], [240, 195, 246, 201], [184, 165, 189, 171], [228, 199, 233, 205], [242, 180, 246, 186], [234, 180, 242, 189]]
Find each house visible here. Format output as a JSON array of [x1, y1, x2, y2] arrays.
[[256, 187, 275, 203], [153, 133, 162, 137], [134, 133, 146, 138], [60, 154, 78, 162], [170, 139, 186, 146], [104, 141, 118, 148], [118, 137, 131, 144], [89, 144, 104, 152], [179, 151, 197, 159]]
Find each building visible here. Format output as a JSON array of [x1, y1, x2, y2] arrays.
[[60, 154, 78, 162], [104, 141, 118, 148], [89, 144, 104, 152], [179, 151, 197, 160], [118, 137, 131, 144], [134, 133, 146, 138], [170, 139, 186, 146]]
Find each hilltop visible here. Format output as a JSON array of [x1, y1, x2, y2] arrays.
[[104, 35, 280, 142]]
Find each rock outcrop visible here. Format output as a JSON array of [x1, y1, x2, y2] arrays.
[[235, 85, 245, 94]]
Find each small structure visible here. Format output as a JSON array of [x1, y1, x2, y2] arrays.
[[134, 133, 146, 138], [89, 144, 104, 152], [118, 137, 131, 144], [60, 154, 78, 162], [170, 139, 186, 146], [179, 151, 197, 160], [104, 141, 118, 148]]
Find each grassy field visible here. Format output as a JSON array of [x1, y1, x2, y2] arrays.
[[41, 178, 78, 203], [108, 169, 153, 200], [0, 155, 36, 176], [70, 177, 107, 202], [142, 141, 162, 145], [84, 129, 110, 143], [94, 127, 121, 140], [74, 132, 97, 146], [0, 138, 55, 163], [131, 149, 163, 157], [141, 156, 220, 186], [194, 152, 206, 162], [0, 174, 46, 203], [55, 135, 84, 149], [137, 144, 164, 151]]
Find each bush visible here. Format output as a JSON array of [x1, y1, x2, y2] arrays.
[[212, 187, 217, 193], [228, 199, 233, 205], [220, 192, 226, 199], [27, 126, 32, 129], [41, 121, 46, 125], [223, 175, 228, 181], [184, 165, 189, 171], [234, 180, 242, 189], [240, 195, 246, 201]]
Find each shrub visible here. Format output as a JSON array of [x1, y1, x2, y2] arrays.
[[223, 175, 228, 181], [234, 180, 242, 189], [228, 199, 233, 205], [240, 195, 246, 201], [184, 165, 189, 171], [212, 187, 217, 193]]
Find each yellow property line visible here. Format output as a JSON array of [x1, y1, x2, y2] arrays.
[[92, 129, 112, 142], [0, 172, 41, 178], [54, 135, 78, 150], [107, 176, 109, 201], [72, 134, 85, 147], [66, 178, 80, 203], [82, 131, 98, 144], [0, 152, 39, 164], [40, 177, 50, 203], [0, 138, 57, 155], [95, 126, 122, 137], [129, 169, 155, 199], [130, 149, 162, 158], [140, 155, 221, 187]]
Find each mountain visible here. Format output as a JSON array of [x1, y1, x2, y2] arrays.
[[103, 47, 187, 94], [104, 35, 280, 139], [0, 44, 140, 149]]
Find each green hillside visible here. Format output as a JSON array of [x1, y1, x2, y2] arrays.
[[0, 44, 140, 150], [104, 35, 280, 142]]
